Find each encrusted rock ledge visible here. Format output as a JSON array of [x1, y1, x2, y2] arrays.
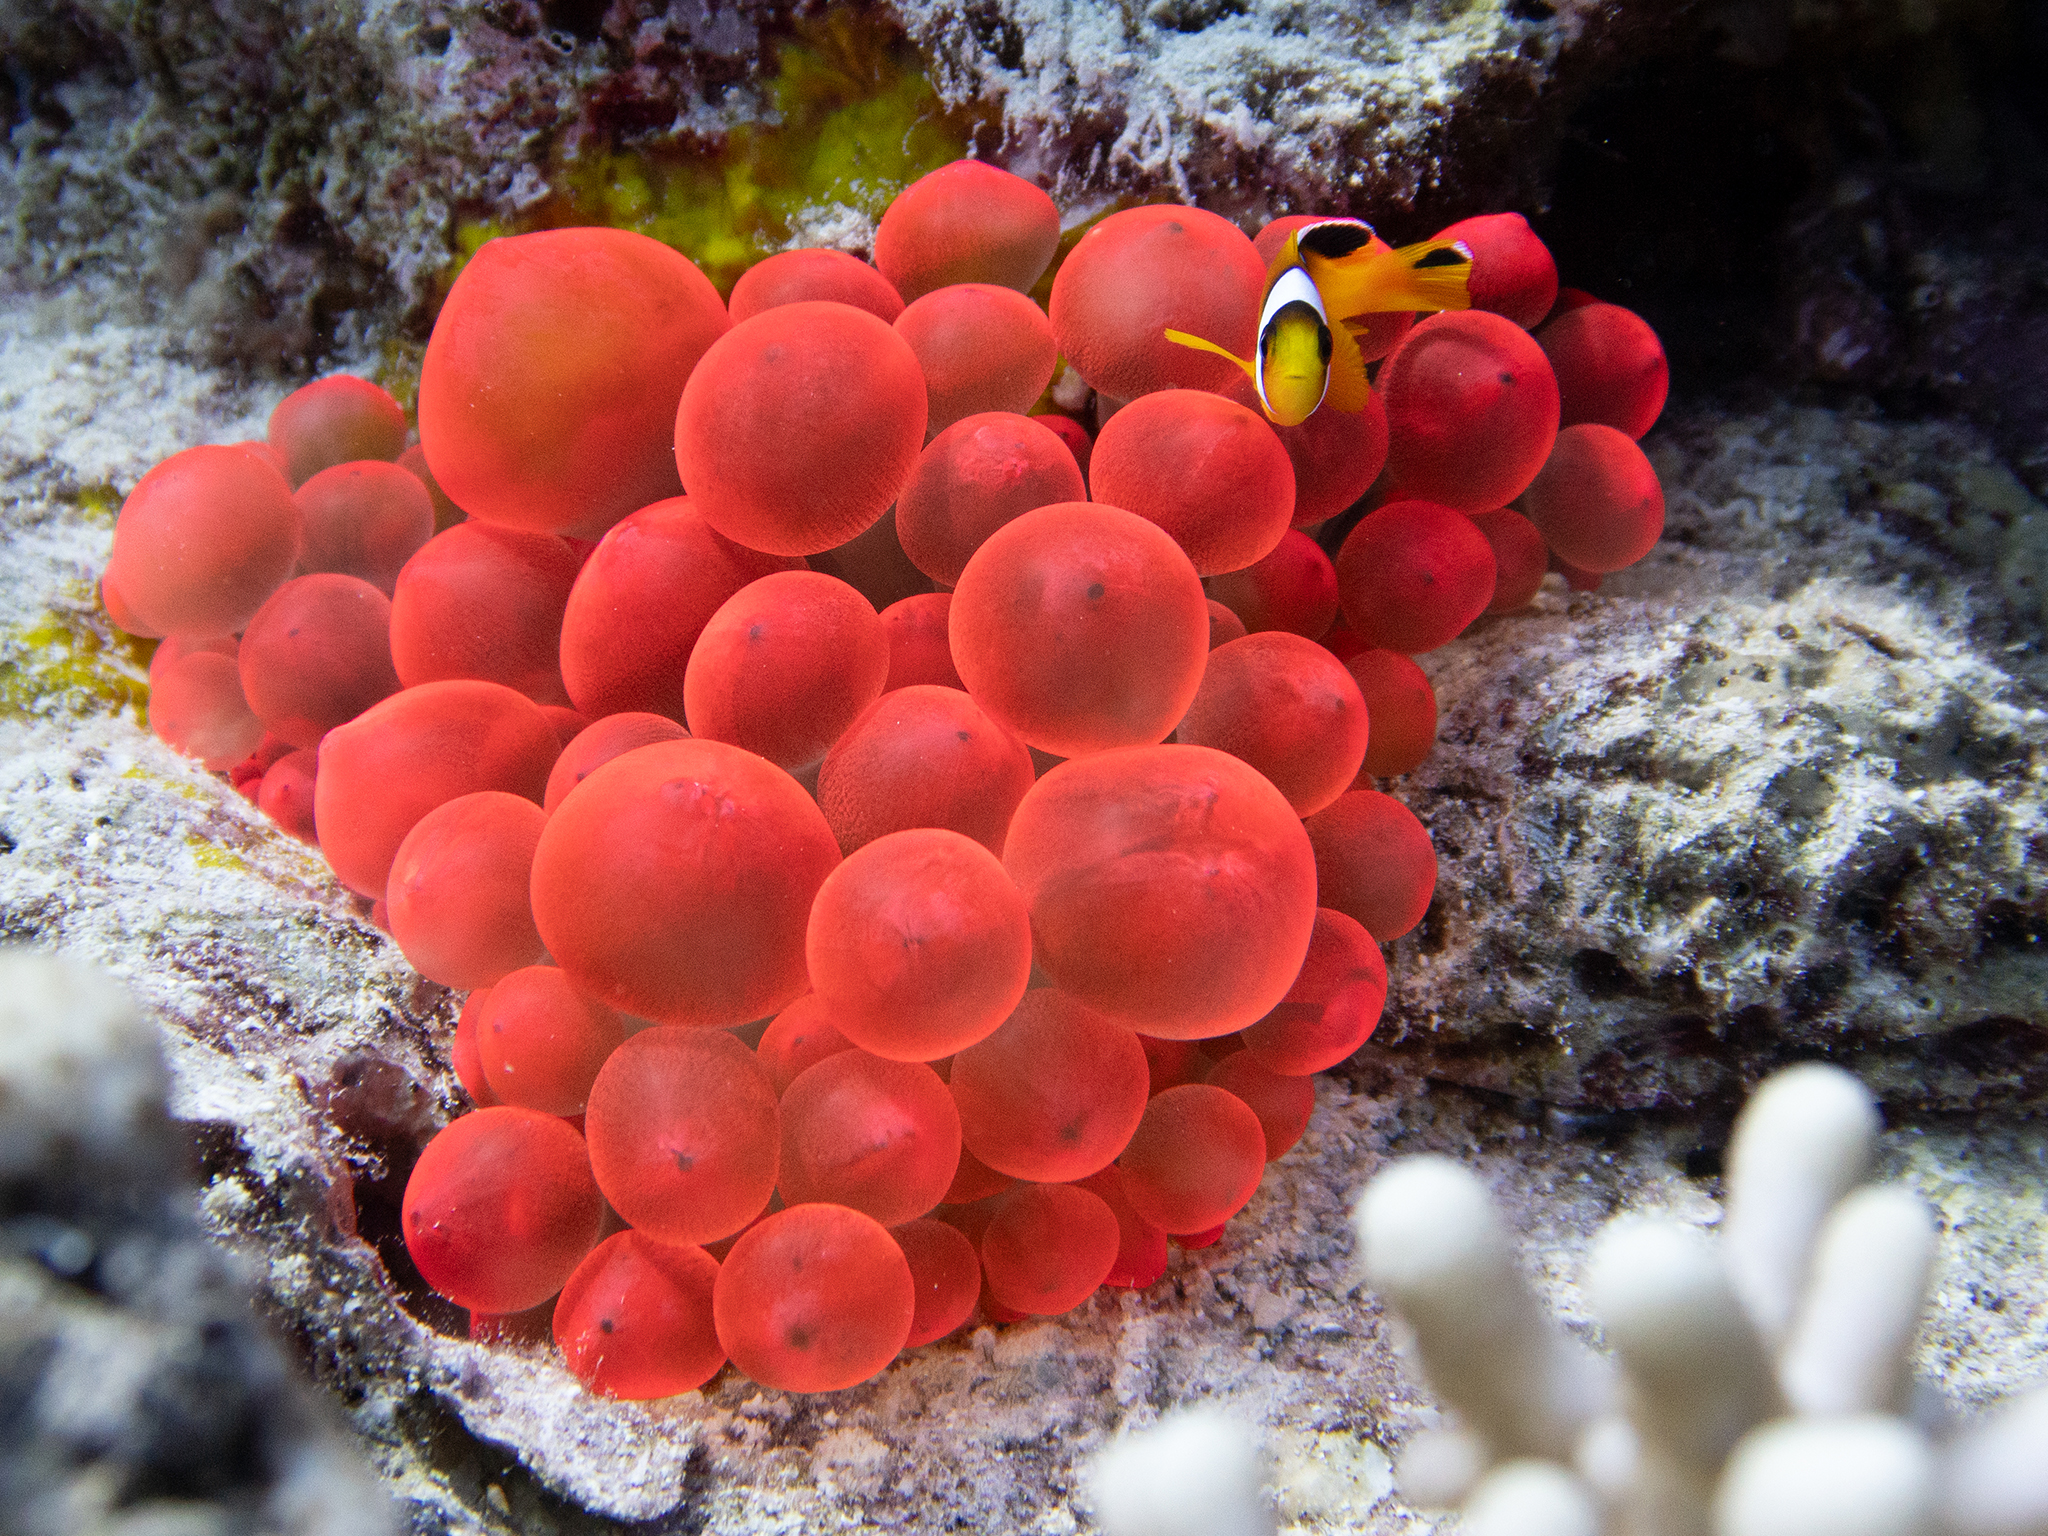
[[1, 0, 1687, 368]]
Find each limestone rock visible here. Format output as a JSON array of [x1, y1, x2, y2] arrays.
[[1377, 404, 2048, 1120]]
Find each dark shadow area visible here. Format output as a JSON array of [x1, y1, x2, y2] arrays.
[[1532, 0, 2048, 491]]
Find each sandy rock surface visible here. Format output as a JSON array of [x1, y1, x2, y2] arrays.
[[1388, 405, 2048, 1116]]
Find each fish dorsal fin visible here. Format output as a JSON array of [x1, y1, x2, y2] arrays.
[[1316, 237, 1475, 321], [1294, 220, 1379, 261], [1263, 218, 1377, 292], [1322, 313, 1370, 413]]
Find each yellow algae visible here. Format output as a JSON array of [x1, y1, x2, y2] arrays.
[[374, 335, 427, 424], [120, 763, 218, 803], [57, 481, 124, 528], [0, 585, 155, 726], [445, 11, 990, 299], [185, 833, 252, 875]]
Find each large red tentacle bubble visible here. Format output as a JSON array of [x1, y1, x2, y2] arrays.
[[1089, 389, 1295, 576], [1379, 310, 1560, 513], [108, 445, 301, 637], [1003, 744, 1319, 1039], [949, 502, 1209, 758], [1050, 205, 1264, 400], [419, 228, 727, 535], [531, 738, 840, 1028], [873, 160, 1060, 302], [675, 300, 926, 557]]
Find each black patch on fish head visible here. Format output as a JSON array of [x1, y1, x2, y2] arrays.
[[1296, 221, 1378, 260]]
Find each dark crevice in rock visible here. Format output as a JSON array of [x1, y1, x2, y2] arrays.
[[1979, 897, 2048, 954], [1570, 948, 1642, 999], [1925, 1013, 2048, 1078], [1833, 845, 1927, 971], [1535, 49, 1812, 394], [302, 1051, 465, 1338], [0, 896, 60, 945], [542, 0, 611, 41], [961, 0, 1025, 68]]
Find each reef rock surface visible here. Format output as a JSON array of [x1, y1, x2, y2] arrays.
[[1387, 403, 2048, 1120], [1, 0, 2045, 1531]]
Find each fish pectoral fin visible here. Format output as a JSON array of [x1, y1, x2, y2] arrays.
[[1164, 328, 1257, 382], [1322, 318, 1370, 413]]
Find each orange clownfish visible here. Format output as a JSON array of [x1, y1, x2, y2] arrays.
[[1166, 220, 1475, 427]]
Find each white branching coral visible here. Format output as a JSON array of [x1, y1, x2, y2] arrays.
[[1354, 1064, 2048, 1536], [1088, 1064, 2048, 1536]]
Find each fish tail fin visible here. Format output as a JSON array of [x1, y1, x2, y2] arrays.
[[1322, 317, 1371, 413], [1368, 238, 1474, 315], [1164, 328, 1257, 382], [1317, 238, 1475, 320]]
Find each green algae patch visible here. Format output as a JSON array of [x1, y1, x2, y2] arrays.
[[0, 587, 155, 726], [446, 10, 992, 299], [374, 335, 427, 425]]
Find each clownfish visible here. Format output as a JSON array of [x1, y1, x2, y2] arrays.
[[1166, 220, 1475, 427]]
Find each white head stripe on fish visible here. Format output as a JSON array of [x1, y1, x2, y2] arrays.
[[1260, 264, 1328, 331]]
